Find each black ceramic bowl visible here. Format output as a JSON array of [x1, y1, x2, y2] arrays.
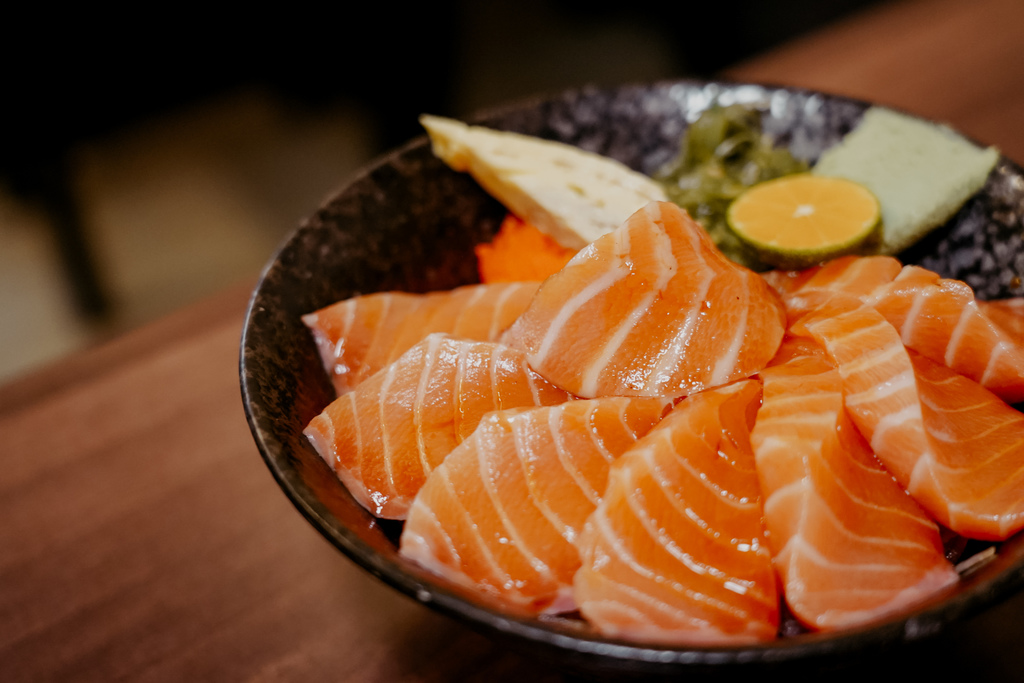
[[240, 80, 1024, 679]]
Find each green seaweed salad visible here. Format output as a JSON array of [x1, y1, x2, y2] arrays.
[[655, 104, 807, 270]]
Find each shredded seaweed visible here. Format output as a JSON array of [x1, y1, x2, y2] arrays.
[[655, 104, 808, 269]]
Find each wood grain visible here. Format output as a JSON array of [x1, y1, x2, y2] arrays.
[[4, 0, 1024, 680], [726, 0, 1024, 163], [0, 284, 563, 681]]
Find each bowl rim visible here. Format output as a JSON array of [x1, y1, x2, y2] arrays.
[[239, 78, 1024, 674]]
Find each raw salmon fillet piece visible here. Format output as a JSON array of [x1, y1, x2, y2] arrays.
[[753, 338, 957, 631], [303, 333, 573, 519], [763, 255, 902, 323], [573, 380, 780, 645], [399, 397, 670, 614], [502, 201, 786, 399], [302, 282, 540, 395], [794, 298, 1024, 540], [869, 267, 1024, 404], [767, 256, 1024, 403], [980, 298, 1024, 342], [909, 351, 1024, 538]]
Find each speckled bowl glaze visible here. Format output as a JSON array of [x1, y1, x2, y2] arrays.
[[240, 80, 1024, 679]]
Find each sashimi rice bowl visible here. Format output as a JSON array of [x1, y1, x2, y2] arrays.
[[240, 81, 1024, 676]]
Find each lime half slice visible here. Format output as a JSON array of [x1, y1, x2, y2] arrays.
[[726, 174, 881, 270]]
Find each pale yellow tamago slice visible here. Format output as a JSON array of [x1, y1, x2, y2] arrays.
[[420, 114, 667, 250]]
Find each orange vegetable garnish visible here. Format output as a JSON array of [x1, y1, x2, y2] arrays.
[[476, 215, 577, 283]]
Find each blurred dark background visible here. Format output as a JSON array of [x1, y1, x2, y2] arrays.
[[0, 0, 888, 381]]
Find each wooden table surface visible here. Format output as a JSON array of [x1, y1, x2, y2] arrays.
[[4, 0, 1024, 680]]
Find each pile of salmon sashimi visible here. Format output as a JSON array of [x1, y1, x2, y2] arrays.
[[301, 201, 1024, 645]]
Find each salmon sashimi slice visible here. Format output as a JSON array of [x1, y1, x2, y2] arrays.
[[573, 379, 780, 645], [768, 256, 1024, 403], [765, 334, 829, 368], [303, 333, 573, 519], [762, 255, 902, 329], [909, 351, 1024, 538], [868, 267, 1024, 404], [763, 255, 902, 305], [793, 298, 1024, 540], [979, 298, 1024, 343], [753, 338, 957, 631], [302, 282, 541, 395], [759, 266, 821, 298], [501, 201, 786, 399], [399, 397, 671, 614]]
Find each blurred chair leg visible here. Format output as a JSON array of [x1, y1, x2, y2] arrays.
[[34, 156, 110, 319]]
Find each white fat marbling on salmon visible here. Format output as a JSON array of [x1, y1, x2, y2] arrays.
[[546, 408, 601, 505], [578, 219, 676, 396], [588, 402, 621, 464], [413, 334, 443, 480], [345, 392, 360, 478], [710, 283, 749, 387], [532, 265, 629, 368], [575, 382, 776, 643], [780, 532, 928, 577], [799, 304, 1024, 538], [502, 201, 784, 399], [867, 404, 924, 452], [777, 258, 1024, 403], [304, 409, 340, 473], [377, 362, 400, 502], [401, 397, 667, 614], [887, 275, 1024, 403], [753, 345, 959, 631], [508, 412, 572, 541], [898, 288, 931, 347], [453, 285, 488, 333], [598, 471, 765, 618], [843, 368, 916, 407], [753, 434, 796, 457], [588, 503, 660, 584], [488, 345, 502, 408], [476, 424, 557, 581], [757, 411, 838, 430], [451, 341, 471, 431], [837, 343, 903, 380], [306, 333, 574, 521], [305, 283, 542, 397], [580, 597, 651, 629], [488, 283, 525, 340], [439, 464, 518, 592], [521, 355, 545, 405], [981, 341, 1011, 387], [626, 451, 738, 581], [579, 294, 655, 397], [649, 429, 760, 515], [943, 304, 973, 367], [907, 451, 943, 498], [402, 499, 465, 571], [333, 304, 356, 360], [648, 224, 714, 392], [810, 480, 939, 553], [369, 294, 395, 362], [833, 259, 876, 291]]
